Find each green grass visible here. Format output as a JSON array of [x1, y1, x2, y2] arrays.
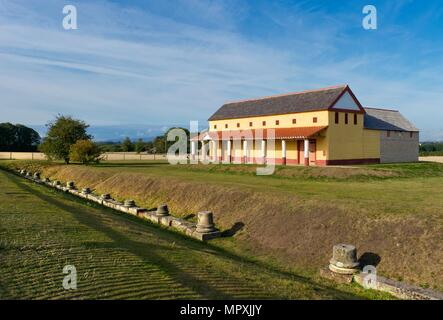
[[2, 159, 442, 293], [84, 160, 443, 219], [0, 169, 390, 300]]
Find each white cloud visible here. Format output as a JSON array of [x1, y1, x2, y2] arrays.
[[0, 0, 441, 140]]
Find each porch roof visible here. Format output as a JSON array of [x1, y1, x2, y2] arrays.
[[192, 126, 328, 141]]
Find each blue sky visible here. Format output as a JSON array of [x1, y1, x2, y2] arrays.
[[1, 0, 443, 140]]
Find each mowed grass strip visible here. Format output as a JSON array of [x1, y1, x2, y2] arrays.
[[0, 169, 389, 300]]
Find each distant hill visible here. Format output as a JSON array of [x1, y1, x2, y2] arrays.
[[30, 124, 188, 142]]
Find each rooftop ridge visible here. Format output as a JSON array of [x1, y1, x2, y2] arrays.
[[223, 84, 348, 105], [365, 106, 399, 112]]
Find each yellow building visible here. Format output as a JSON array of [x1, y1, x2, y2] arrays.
[[191, 85, 419, 166]]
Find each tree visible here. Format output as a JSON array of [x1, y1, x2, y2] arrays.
[[15, 124, 41, 151], [148, 127, 190, 154], [152, 135, 166, 153], [69, 140, 102, 164], [134, 138, 146, 153], [0, 123, 40, 151], [39, 115, 91, 164], [121, 137, 134, 152]]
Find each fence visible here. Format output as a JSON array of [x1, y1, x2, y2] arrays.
[[102, 153, 167, 161], [0, 152, 167, 161], [0, 152, 47, 160]]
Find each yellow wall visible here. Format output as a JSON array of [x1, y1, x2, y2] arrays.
[[209, 110, 329, 131], [325, 111, 380, 160]]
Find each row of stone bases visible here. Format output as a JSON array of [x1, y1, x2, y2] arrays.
[[18, 169, 221, 241]]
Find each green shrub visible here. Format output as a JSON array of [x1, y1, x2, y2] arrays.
[[69, 139, 103, 164]]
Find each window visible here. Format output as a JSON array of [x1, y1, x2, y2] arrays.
[[387, 131, 391, 137], [262, 121, 266, 126], [313, 117, 318, 123], [225, 124, 228, 129], [237, 123, 240, 128], [354, 113, 358, 125], [345, 113, 348, 124], [410, 132, 413, 138], [249, 122, 253, 127], [292, 118, 297, 124], [275, 120, 279, 125], [335, 112, 339, 124], [214, 125, 217, 129]]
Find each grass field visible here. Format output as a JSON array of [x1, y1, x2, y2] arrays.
[[1, 159, 442, 296], [0, 168, 390, 299]]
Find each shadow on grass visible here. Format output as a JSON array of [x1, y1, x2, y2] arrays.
[[5, 170, 369, 300], [221, 222, 245, 237]]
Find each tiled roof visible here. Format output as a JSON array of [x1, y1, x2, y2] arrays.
[[192, 126, 328, 140], [364, 108, 418, 132], [209, 85, 352, 121]]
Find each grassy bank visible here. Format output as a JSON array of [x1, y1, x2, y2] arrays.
[[1, 160, 442, 292], [0, 169, 389, 299]]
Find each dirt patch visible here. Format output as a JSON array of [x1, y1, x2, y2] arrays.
[[12, 163, 443, 291]]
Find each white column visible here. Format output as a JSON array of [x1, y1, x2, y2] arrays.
[[191, 140, 196, 160], [227, 140, 232, 163], [212, 140, 217, 162], [243, 140, 248, 164], [261, 140, 266, 164], [304, 139, 309, 166], [201, 142, 206, 161], [281, 140, 286, 165]]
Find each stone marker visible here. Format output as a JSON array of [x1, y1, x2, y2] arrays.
[[26, 171, 32, 177], [44, 178, 50, 183], [329, 244, 360, 275], [33, 172, 40, 180], [54, 180, 61, 186], [20, 170, 26, 175], [66, 181, 75, 190], [196, 211, 216, 233], [82, 187, 92, 194], [101, 193, 111, 200], [156, 204, 169, 217], [124, 199, 136, 207]]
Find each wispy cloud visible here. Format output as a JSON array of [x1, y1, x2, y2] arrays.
[[0, 0, 442, 140]]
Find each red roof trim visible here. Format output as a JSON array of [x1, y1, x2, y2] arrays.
[[192, 126, 328, 140]]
